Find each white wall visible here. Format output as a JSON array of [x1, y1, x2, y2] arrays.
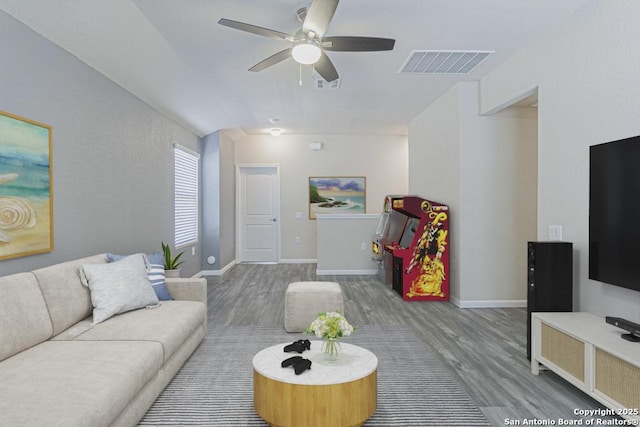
[[459, 82, 538, 304], [234, 134, 408, 261], [316, 214, 380, 274], [480, 0, 640, 321], [409, 82, 537, 306], [408, 87, 462, 299]]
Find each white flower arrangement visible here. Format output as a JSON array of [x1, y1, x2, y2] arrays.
[[305, 311, 355, 340]]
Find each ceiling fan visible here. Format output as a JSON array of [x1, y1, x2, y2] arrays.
[[218, 0, 395, 82]]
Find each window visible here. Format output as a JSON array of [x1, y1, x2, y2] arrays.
[[174, 144, 199, 247]]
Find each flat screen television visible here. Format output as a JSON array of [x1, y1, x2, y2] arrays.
[[589, 135, 640, 293]]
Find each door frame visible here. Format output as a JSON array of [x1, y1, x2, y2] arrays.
[[235, 164, 281, 263]]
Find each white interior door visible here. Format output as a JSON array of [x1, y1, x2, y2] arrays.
[[237, 165, 279, 263]]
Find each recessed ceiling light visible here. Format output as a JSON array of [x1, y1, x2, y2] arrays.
[[269, 118, 280, 124]]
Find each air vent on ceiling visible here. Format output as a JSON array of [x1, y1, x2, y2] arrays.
[[399, 50, 493, 75], [313, 72, 341, 89]]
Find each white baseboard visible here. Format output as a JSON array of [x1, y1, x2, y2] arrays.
[[197, 260, 236, 276], [316, 269, 378, 276], [279, 258, 317, 264], [450, 295, 527, 308]]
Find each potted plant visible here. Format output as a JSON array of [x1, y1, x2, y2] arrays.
[[162, 241, 185, 278]]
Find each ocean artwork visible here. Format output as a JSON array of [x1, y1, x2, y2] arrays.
[[0, 111, 53, 260], [309, 177, 366, 219]]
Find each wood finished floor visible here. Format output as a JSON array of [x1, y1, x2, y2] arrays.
[[206, 263, 612, 426]]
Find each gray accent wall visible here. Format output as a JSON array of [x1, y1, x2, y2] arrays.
[[218, 132, 236, 268], [201, 132, 221, 270], [200, 131, 235, 272], [0, 11, 202, 276]]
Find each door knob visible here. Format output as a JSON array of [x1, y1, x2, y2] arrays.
[[270, 218, 277, 222]]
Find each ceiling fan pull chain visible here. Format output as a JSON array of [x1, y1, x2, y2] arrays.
[[299, 63, 303, 86]]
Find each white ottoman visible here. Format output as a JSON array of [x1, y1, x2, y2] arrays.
[[284, 281, 344, 333]]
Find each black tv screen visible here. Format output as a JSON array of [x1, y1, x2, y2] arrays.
[[589, 135, 640, 292]]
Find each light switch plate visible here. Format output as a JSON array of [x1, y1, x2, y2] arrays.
[[548, 225, 563, 241]]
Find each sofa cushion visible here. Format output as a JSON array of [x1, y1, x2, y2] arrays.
[[54, 300, 206, 363], [32, 254, 107, 336], [80, 253, 159, 324], [0, 340, 163, 427], [0, 272, 53, 362]]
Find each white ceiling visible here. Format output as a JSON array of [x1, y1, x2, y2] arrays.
[[0, 0, 591, 138]]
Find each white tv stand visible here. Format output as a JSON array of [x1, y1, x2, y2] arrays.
[[531, 312, 640, 423]]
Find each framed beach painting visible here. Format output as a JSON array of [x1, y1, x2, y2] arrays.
[[0, 111, 53, 260], [309, 176, 366, 219]]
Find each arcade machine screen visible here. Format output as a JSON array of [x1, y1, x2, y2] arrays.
[[399, 217, 420, 248], [386, 211, 407, 246]]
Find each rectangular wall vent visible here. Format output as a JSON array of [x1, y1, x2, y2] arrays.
[[399, 50, 493, 75], [313, 72, 341, 89]]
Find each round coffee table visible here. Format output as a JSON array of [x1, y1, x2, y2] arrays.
[[253, 340, 378, 427]]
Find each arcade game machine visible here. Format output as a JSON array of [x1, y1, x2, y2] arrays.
[[372, 195, 450, 301], [372, 195, 404, 284]]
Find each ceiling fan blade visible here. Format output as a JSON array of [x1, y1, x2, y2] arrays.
[[322, 36, 396, 52], [303, 0, 339, 38], [218, 18, 294, 42], [249, 48, 292, 72], [314, 51, 339, 82]]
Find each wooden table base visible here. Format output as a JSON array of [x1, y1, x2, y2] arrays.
[[253, 369, 377, 427]]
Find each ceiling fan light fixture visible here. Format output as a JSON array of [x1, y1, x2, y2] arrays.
[[270, 128, 282, 137], [292, 41, 321, 65]]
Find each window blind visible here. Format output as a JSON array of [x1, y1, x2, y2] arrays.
[[174, 145, 199, 247]]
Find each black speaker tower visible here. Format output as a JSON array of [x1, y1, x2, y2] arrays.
[[527, 241, 573, 360]]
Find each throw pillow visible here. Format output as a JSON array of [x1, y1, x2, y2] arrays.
[[145, 252, 164, 266], [147, 263, 173, 301], [80, 253, 159, 324], [106, 252, 172, 300]]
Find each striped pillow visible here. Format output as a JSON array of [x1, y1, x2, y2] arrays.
[[147, 263, 173, 301]]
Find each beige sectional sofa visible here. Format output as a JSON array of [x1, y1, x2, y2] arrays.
[[0, 254, 207, 427]]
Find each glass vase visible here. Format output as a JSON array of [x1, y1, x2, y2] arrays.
[[322, 337, 340, 357]]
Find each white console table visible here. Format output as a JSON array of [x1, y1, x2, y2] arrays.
[[531, 312, 640, 423]]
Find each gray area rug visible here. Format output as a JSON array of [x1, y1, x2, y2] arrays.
[[139, 325, 489, 426]]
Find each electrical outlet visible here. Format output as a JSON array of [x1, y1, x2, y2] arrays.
[[295, 212, 302, 220], [361, 243, 367, 251], [295, 236, 301, 244]]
